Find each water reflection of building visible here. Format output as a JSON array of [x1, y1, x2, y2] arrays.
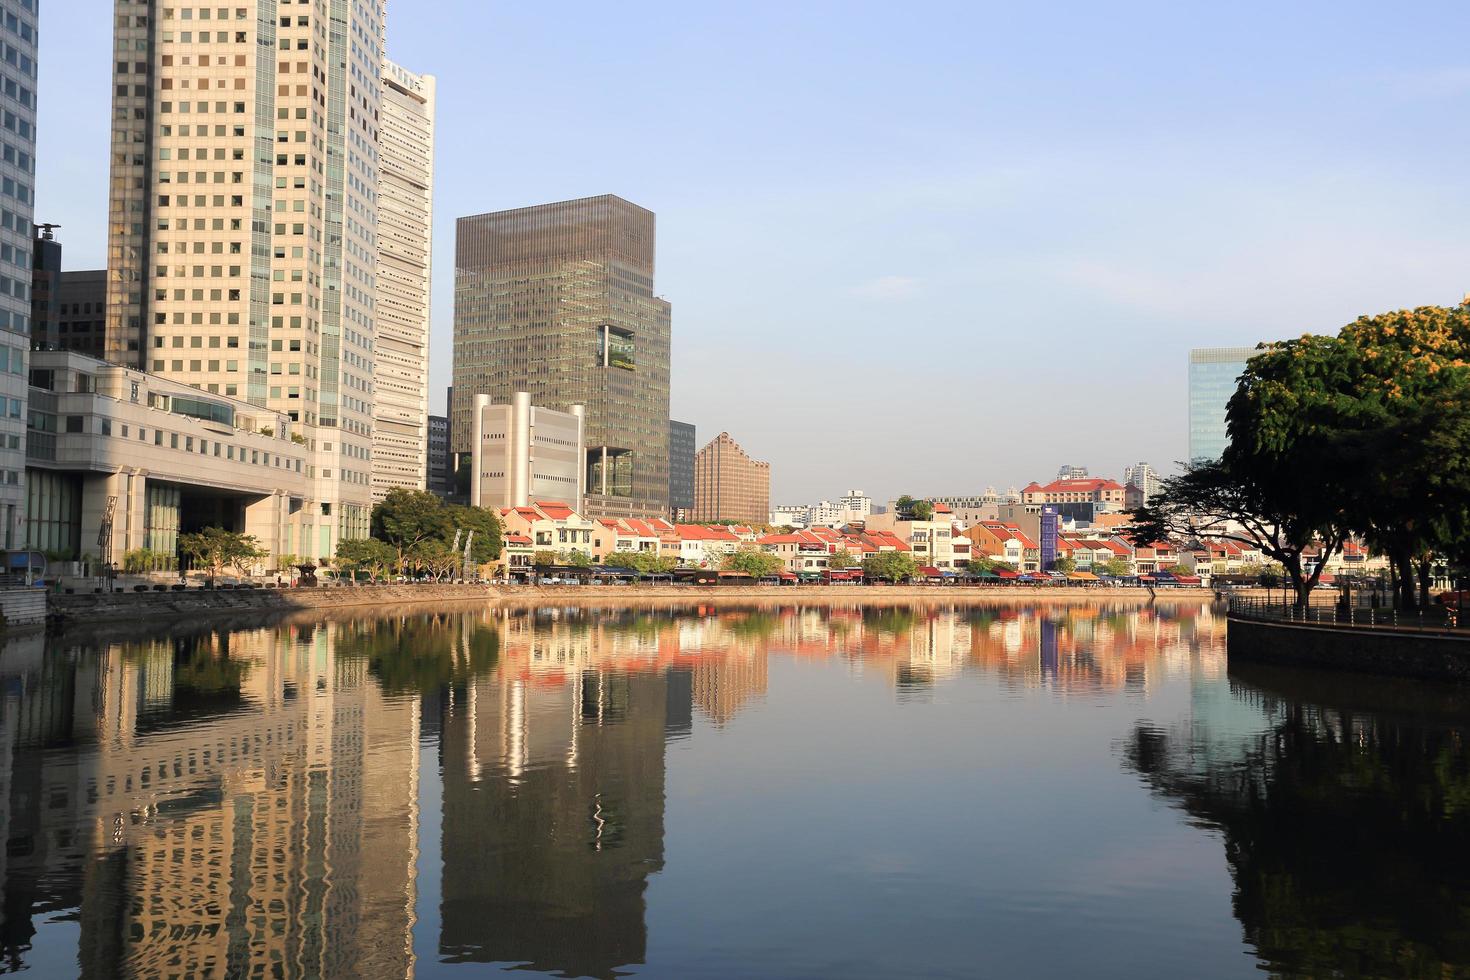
[[0, 623, 422, 978], [438, 666, 669, 978]]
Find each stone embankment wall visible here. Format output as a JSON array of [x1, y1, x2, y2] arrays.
[[1228, 616, 1470, 683], [0, 588, 47, 627], [47, 583, 1217, 628], [49, 583, 496, 626]]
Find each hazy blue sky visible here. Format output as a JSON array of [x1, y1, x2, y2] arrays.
[[38, 2, 1470, 503]]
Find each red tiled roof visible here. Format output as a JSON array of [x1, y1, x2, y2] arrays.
[[504, 534, 532, 545], [534, 500, 575, 519]]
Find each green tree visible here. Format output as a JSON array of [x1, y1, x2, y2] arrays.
[[179, 528, 268, 582], [829, 549, 857, 570], [1096, 557, 1131, 578], [721, 546, 783, 579], [336, 537, 394, 582], [443, 504, 503, 565], [371, 488, 450, 572], [896, 495, 935, 521], [863, 551, 918, 583], [1051, 556, 1076, 574], [1217, 308, 1470, 608], [561, 550, 594, 569], [409, 538, 458, 580], [532, 550, 558, 570]]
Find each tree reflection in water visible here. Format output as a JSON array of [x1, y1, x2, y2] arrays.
[[1123, 666, 1470, 977]]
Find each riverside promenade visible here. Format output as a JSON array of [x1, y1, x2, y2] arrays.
[[1226, 594, 1470, 682], [45, 582, 1219, 628]]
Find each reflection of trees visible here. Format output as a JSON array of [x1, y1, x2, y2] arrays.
[[340, 616, 499, 695], [863, 607, 916, 636], [1123, 690, 1470, 976]]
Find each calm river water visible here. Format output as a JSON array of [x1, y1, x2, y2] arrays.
[[1, 601, 1467, 978]]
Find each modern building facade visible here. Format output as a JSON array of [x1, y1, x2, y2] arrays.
[[1189, 347, 1256, 461], [692, 431, 769, 525], [103, 0, 386, 559], [371, 59, 435, 500], [54, 271, 108, 357], [470, 391, 584, 511], [427, 414, 450, 497], [25, 350, 306, 565], [453, 195, 672, 520], [0, 0, 39, 550], [669, 419, 695, 517]]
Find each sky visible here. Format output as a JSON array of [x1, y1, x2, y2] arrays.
[[36, 1, 1470, 505]]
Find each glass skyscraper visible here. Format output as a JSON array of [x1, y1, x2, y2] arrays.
[[1188, 347, 1256, 461], [669, 420, 695, 515], [453, 195, 672, 519]]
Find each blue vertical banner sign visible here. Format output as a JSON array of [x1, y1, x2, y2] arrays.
[[1040, 506, 1059, 570]]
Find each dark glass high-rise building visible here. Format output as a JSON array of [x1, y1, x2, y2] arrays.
[[668, 419, 695, 516], [453, 195, 672, 519]]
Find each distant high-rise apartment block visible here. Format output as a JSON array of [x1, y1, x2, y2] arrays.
[[693, 432, 769, 525], [104, 0, 387, 559], [838, 489, 873, 517], [372, 59, 435, 500], [1189, 348, 1256, 461], [453, 195, 672, 519], [1122, 462, 1161, 505], [469, 392, 585, 511], [669, 420, 695, 516], [1056, 464, 1089, 480], [0, 0, 39, 549]]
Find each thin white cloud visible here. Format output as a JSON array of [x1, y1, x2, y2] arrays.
[[1384, 66, 1470, 98], [854, 275, 920, 300]]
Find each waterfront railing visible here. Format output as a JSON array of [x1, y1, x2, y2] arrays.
[[1226, 594, 1465, 634]]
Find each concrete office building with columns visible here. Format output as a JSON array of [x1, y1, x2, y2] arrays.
[[372, 59, 435, 499], [469, 392, 585, 512], [25, 351, 306, 566], [103, 0, 386, 558]]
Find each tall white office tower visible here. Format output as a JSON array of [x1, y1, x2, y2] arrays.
[[372, 59, 435, 499], [105, 0, 386, 561]]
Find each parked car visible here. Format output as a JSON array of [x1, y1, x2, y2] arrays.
[[1436, 590, 1470, 607]]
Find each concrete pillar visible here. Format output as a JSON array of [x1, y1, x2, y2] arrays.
[[243, 491, 285, 568], [78, 472, 135, 565], [509, 391, 530, 508], [569, 404, 585, 509], [471, 392, 489, 508]]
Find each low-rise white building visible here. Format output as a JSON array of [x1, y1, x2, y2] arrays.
[[26, 351, 309, 566]]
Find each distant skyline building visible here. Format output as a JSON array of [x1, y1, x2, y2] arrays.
[[427, 415, 450, 498], [669, 420, 695, 517], [1122, 462, 1161, 506], [103, 0, 389, 559], [1056, 465, 1089, 480], [693, 432, 769, 525], [372, 60, 437, 500], [453, 195, 672, 519], [54, 271, 106, 358], [29, 223, 59, 349], [469, 392, 585, 511], [0, 0, 39, 549], [1189, 347, 1256, 461]]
